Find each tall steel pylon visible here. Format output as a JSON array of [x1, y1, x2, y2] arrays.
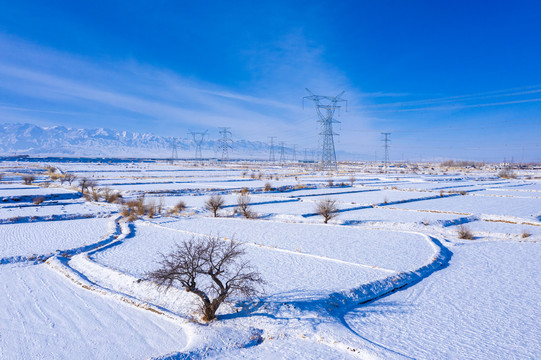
[[189, 130, 207, 159], [218, 127, 232, 161], [279, 141, 286, 164], [292, 144, 297, 162], [268, 136, 276, 162], [303, 89, 347, 171], [381, 132, 391, 169], [170, 138, 179, 164]]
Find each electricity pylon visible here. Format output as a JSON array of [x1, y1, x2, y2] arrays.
[[381, 132, 391, 170], [303, 89, 347, 171], [218, 127, 232, 161], [189, 130, 207, 159], [268, 136, 276, 162], [279, 141, 286, 164], [170, 138, 179, 164]]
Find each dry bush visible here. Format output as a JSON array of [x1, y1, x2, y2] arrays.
[[521, 231, 531, 238], [237, 194, 255, 219], [327, 179, 334, 187], [32, 196, 45, 205], [103, 188, 122, 203], [205, 195, 225, 217], [90, 188, 101, 201], [383, 197, 389, 204], [257, 172, 263, 180], [0, 173, 4, 181], [173, 200, 186, 214], [250, 172, 256, 179], [457, 225, 474, 240], [498, 169, 517, 179], [315, 198, 338, 224], [146, 236, 264, 322], [22, 174, 36, 185], [459, 190, 468, 195], [349, 176, 355, 186], [240, 187, 250, 195], [264, 182, 272, 192], [439, 190, 445, 197]]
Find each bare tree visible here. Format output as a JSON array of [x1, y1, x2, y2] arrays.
[[79, 177, 90, 193], [237, 194, 255, 219], [22, 174, 36, 185], [349, 176, 356, 186], [205, 195, 225, 217], [315, 198, 338, 224], [61, 173, 77, 186], [147, 236, 264, 322]]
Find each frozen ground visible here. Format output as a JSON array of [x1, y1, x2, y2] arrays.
[[0, 160, 540, 359]]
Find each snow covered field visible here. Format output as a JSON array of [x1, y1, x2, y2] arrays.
[[0, 160, 540, 359]]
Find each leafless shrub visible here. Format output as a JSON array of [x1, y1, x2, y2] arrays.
[[240, 187, 250, 195], [383, 197, 389, 204], [459, 190, 467, 195], [349, 176, 355, 186], [237, 194, 256, 219], [521, 231, 531, 238], [90, 188, 101, 201], [32, 196, 45, 205], [103, 188, 122, 203], [315, 198, 338, 224], [457, 225, 474, 240], [174, 200, 186, 214], [257, 172, 263, 180], [146, 236, 264, 322], [250, 172, 256, 179], [0, 173, 4, 181], [498, 169, 517, 179], [205, 195, 225, 217], [264, 182, 273, 191], [22, 174, 36, 185], [439, 190, 445, 197], [327, 179, 334, 187], [421, 219, 430, 226]]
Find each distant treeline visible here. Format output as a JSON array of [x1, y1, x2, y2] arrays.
[[440, 160, 486, 168]]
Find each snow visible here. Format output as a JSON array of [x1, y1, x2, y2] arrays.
[[344, 241, 541, 359], [0, 263, 187, 360], [0, 217, 111, 260], [0, 160, 540, 359]]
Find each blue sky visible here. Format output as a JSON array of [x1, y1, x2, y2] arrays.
[[0, 0, 540, 161]]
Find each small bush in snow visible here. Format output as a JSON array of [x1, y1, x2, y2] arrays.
[[32, 196, 45, 205], [327, 179, 334, 187], [147, 236, 264, 322], [315, 198, 338, 224], [205, 195, 225, 217], [498, 169, 516, 179], [174, 200, 186, 213], [264, 182, 273, 192], [349, 176, 355, 186], [521, 231, 531, 238], [22, 174, 36, 185], [457, 225, 474, 240]]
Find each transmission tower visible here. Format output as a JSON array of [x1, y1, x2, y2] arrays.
[[189, 130, 208, 159], [303, 89, 347, 171], [218, 127, 232, 161], [304, 148, 309, 162], [381, 132, 391, 169], [268, 136, 276, 162], [292, 144, 297, 162], [170, 138, 179, 164], [279, 141, 286, 164]]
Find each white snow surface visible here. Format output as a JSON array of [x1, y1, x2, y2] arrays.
[[0, 161, 540, 359]]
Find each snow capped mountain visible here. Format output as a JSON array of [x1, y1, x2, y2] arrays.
[[0, 123, 271, 159]]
